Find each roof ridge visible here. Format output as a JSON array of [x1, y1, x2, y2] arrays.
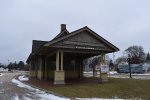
[[53, 29, 69, 40]]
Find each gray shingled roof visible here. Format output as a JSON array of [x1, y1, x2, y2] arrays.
[[27, 25, 119, 63], [32, 40, 48, 54]]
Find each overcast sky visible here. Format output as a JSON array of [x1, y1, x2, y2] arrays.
[[0, 0, 150, 64]]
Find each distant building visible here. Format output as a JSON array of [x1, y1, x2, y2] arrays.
[[26, 24, 119, 85], [118, 64, 144, 73]]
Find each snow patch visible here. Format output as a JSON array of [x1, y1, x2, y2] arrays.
[[109, 74, 150, 80], [0, 68, 8, 71], [14, 95, 19, 100], [23, 96, 33, 100], [18, 75, 29, 81], [10, 95, 19, 100], [0, 73, 4, 76], [12, 79, 33, 89], [109, 71, 118, 75], [12, 78, 70, 100], [84, 71, 93, 74]]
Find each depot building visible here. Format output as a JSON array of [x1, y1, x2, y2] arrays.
[[26, 24, 119, 85]]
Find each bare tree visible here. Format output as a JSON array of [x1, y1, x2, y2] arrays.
[[125, 45, 146, 64], [146, 52, 150, 62], [115, 56, 127, 64]]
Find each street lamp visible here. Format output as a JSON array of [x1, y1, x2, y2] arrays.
[[127, 54, 132, 78]]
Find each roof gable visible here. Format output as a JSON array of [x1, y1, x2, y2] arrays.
[[44, 26, 119, 52]]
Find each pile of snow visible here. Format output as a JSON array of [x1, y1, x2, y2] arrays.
[[18, 75, 29, 81]]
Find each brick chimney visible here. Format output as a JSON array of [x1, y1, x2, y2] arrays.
[[60, 24, 66, 32]]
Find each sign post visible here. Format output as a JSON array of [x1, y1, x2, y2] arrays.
[[127, 54, 132, 78], [100, 64, 109, 83]]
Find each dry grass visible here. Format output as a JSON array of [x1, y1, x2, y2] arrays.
[[48, 78, 150, 100]]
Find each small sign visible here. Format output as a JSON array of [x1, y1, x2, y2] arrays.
[[75, 46, 95, 50], [100, 64, 109, 83], [100, 64, 109, 73]]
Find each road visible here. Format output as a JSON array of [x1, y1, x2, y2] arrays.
[[0, 71, 43, 100], [0, 71, 69, 100]]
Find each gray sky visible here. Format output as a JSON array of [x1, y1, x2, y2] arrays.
[[0, 0, 150, 64]]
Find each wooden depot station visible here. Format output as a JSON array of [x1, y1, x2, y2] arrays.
[[26, 24, 119, 85]]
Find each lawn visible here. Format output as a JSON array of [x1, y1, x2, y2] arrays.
[[48, 78, 150, 100]]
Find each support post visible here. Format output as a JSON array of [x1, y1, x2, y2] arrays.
[[37, 57, 43, 80], [79, 58, 83, 79], [45, 58, 47, 80], [54, 51, 65, 85], [127, 54, 132, 78], [61, 52, 63, 71], [56, 51, 60, 71]]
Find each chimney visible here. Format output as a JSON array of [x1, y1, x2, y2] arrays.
[[60, 24, 66, 32]]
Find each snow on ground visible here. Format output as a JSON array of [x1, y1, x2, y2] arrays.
[[84, 71, 118, 75], [0, 73, 4, 76], [12, 78, 69, 100], [84, 71, 150, 80], [9, 95, 19, 100], [108, 71, 118, 75], [84, 71, 93, 74], [18, 75, 29, 81], [0, 68, 8, 72], [131, 73, 150, 76], [109, 73, 150, 80]]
